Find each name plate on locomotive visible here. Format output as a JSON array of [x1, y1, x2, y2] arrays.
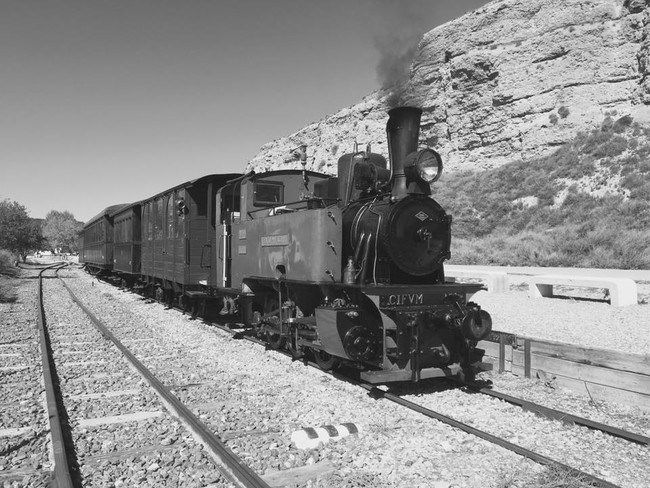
[[261, 234, 290, 247], [379, 293, 425, 307]]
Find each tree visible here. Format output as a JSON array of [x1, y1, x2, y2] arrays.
[[42, 210, 83, 253], [0, 199, 44, 260]]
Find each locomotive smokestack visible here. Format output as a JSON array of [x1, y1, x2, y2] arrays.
[[386, 106, 422, 198]]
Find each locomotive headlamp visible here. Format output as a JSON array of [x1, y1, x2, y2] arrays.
[[412, 148, 443, 183]]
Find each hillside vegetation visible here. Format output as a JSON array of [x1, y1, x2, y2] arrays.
[[435, 114, 650, 269]]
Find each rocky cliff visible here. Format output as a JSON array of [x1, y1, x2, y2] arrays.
[[247, 0, 650, 174]]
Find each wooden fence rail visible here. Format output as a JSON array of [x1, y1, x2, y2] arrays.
[[478, 331, 650, 412]]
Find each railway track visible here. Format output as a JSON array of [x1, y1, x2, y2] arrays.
[[203, 316, 647, 486], [33, 265, 269, 487], [207, 305, 650, 487], [27, 266, 649, 487], [0, 264, 63, 487], [268, 353, 645, 487], [356, 383, 623, 488], [462, 381, 650, 446]]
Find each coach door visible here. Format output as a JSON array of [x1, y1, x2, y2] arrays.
[[216, 189, 230, 289], [216, 183, 240, 289], [163, 192, 185, 284], [152, 197, 165, 279], [161, 194, 172, 282]]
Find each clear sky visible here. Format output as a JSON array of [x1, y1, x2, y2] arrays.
[[1, 0, 490, 222]]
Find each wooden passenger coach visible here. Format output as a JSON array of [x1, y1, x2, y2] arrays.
[[112, 202, 142, 284], [80, 204, 130, 273], [140, 174, 240, 306]]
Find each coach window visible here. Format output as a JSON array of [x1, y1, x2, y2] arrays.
[[147, 204, 153, 240], [175, 192, 184, 238], [155, 198, 164, 240], [167, 194, 174, 238], [194, 185, 208, 217], [253, 181, 283, 207], [143, 204, 150, 240], [126, 217, 132, 241]]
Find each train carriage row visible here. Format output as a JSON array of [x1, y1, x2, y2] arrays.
[[80, 106, 493, 383]]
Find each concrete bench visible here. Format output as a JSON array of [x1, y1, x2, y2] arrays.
[[527, 274, 638, 306], [445, 266, 509, 293]]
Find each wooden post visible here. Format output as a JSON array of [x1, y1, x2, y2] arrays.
[[499, 334, 505, 373], [524, 339, 531, 378]]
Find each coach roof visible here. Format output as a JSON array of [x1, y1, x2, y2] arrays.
[[139, 173, 242, 202], [84, 203, 131, 228]]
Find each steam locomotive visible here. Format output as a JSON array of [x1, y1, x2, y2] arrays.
[[80, 106, 492, 383]]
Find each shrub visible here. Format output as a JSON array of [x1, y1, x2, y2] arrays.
[[612, 114, 633, 133], [0, 249, 18, 302], [638, 160, 650, 173], [558, 106, 570, 118], [592, 135, 627, 158], [601, 115, 614, 132], [549, 113, 559, 125], [638, 144, 650, 160], [630, 182, 650, 200], [622, 173, 645, 190], [0, 249, 16, 271], [581, 130, 611, 154], [426, 135, 439, 146]]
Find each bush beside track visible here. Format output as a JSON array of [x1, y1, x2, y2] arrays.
[[437, 117, 650, 269]]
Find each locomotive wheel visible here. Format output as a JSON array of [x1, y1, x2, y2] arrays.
[[458, 367, 476, 384], [314, 350, 339, 371]]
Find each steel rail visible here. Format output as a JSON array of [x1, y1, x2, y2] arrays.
[[56, 273, 270, 488], [463, 383, 650, 446], [350, 381, 621, 488], [36, 264, 75, 488]]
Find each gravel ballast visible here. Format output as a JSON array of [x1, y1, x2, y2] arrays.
[[0, 270, 51, 487], [2, 265, 649, 487], [57, 267, 649, 487], [473, 277, 650, 355]]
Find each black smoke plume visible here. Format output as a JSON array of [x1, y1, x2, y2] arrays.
[[372, 1, 432, 107]]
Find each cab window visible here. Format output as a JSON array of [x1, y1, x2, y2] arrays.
[[254, 181, 283, 206]]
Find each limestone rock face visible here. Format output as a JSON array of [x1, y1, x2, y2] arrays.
[[247, 0, 650, 174]]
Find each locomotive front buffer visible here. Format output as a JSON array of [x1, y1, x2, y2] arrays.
[[310, 283, 493, 383]]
